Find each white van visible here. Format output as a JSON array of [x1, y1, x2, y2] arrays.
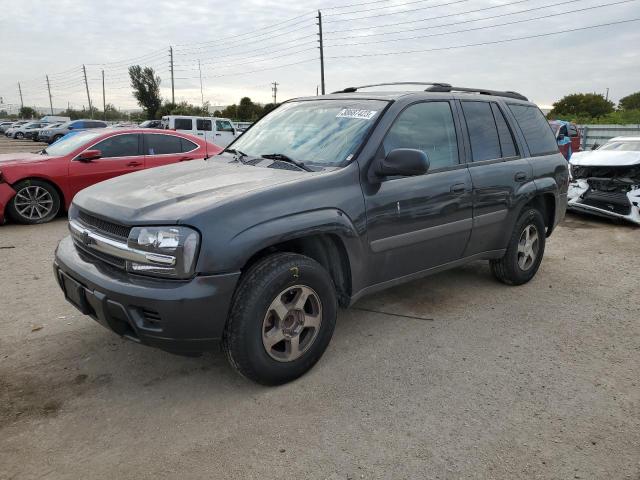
[[40, 115, 71, 124], [161, 116, 239, 148]]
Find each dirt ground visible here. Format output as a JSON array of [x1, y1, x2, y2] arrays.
[[0, 134, 639, 479]]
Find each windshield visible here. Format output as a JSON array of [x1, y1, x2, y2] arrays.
[[44, 130, 105, 156], [229, 99, 387, 167], [599, 141, 640, 152]]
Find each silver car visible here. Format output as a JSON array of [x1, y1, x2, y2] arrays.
[[38, 119, 107, 144]]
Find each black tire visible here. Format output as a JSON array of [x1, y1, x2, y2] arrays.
[[7, 179, 61, 225], [14, 132, 24, 139], [223, 252, 337, 385], [51, 134, 63, 144], [490, 208, 546, 285]]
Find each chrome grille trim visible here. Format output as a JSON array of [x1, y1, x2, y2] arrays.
[[69, 220, 176, 267]]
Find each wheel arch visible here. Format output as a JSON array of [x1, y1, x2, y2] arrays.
[[218, 209, 363, 308], [10, 176, 67, 212]]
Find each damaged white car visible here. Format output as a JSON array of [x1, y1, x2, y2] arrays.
[[568, 136, 640, 225]]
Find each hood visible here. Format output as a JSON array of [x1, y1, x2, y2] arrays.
[[570, 150, 640, 167], [0, 152, 51, 167], [73, 157, 310, 223]]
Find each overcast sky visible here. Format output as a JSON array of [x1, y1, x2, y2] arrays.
[[1, 0, 638, 113]]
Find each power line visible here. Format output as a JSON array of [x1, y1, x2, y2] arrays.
[[324, 0, 575, 40], [324, 0, 532, 34], [174, 57, 316, 81], [324, 0, 473, 23], [323, 0, 460, 17], [325, 0, 636, 47], [327, 17, 640, 59]]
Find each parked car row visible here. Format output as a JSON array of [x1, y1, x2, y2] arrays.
[[0, 127, 221, 225]]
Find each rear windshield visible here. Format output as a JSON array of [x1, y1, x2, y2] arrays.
[[229, 99, 387, 167]]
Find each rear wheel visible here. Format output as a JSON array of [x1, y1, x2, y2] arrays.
[[490, 208, 546, 285], [7, 179, 61, 224], [223, 252, 337, 385], [14, 132, 24, 139]]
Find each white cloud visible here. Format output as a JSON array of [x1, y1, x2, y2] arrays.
[[1, 0, 639, 113]]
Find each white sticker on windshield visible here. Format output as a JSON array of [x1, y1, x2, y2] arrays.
[[336, 108, 377, 120]]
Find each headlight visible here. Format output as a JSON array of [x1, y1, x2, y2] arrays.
[[126, 226, 200, 279]]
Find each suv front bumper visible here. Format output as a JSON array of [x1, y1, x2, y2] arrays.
[[54, 236, 240, 354]]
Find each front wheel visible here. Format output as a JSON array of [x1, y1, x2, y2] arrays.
[[490, 208, 546, 285], [223, 253, 337, 385], [14, 132, 24, 139], [7, 179, 61, 224]]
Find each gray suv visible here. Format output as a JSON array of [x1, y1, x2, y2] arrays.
[[54, 83, 568, 385], [39, 119, 107, 144]]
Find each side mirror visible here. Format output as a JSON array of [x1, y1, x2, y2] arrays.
[[76, 149, 102, 162], [376, 148, 429, 177]]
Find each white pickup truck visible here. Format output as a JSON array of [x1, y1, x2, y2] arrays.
[[161, 116, 239, 148]]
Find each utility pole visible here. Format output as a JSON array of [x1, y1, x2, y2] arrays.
[[198, 59, 204, 107], [82, 64, 93, 118], [605, 87, 610, 102], [102, 70, 106, 120], [18, 82, 24, 111], [169, 46, 175, 104], [317, 10, 325, 95], [271, 82, 279, 104], [46, 75, 54, 115]]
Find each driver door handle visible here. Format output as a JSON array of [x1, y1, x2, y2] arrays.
[[179, 156, 193, 162], [127, 161, 142, 167], [450, 183, 466, 194]]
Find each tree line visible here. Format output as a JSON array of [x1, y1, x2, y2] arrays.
[[548, 91, 640, 124], [128, 65, 279, 121]]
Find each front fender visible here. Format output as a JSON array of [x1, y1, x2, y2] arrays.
[[198, 208, 367, 287]]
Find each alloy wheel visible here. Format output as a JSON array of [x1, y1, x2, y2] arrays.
[[517, 224, 539, 270], [262, 285, 322, 362], [13, 185, 54, 221]]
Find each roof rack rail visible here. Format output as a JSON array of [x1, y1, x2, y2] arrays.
[[424, 85, 528, 101], [332, 82, 451, 94]]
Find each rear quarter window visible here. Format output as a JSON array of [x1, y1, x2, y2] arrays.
[[174, 118, 193, 130], [508, 104, 558, 156]]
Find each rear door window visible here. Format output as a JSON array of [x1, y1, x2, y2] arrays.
[[93, 134, 141, 158], [144, 134, 183, 155], [174, 118, 193, 130], [508, 104, 558, 156], [490, 103, 518, 158], [461, 101, 501, 161], [181, 138, 198, 152]]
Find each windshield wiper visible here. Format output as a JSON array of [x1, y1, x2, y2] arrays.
[[40, 148, 48, 155], [224, 148, 250, 164], [261, 153, 312, 172]]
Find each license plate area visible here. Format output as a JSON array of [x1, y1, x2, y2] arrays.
[[60, 271, 92, 315]]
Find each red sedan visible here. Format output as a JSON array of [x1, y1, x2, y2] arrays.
[[0, 128, 221, 224]]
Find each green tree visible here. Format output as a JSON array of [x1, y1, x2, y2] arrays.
[[619, 92, 640, 110], [0, 109, 8, 118], [128, 65, 162, 119], [19, 106, 38, 119], [261, 103, 279, 116], [549, 93, 614, 119], [158, 101, 210, 117]]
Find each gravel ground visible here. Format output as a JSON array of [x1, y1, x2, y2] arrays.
[[0, 212, 638, 480], [0, 135, 47, 154]]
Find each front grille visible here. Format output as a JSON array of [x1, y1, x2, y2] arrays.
[[582, 190, 631, 215], [74, 240, 127, 270], [77, 210, 131, 241]]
